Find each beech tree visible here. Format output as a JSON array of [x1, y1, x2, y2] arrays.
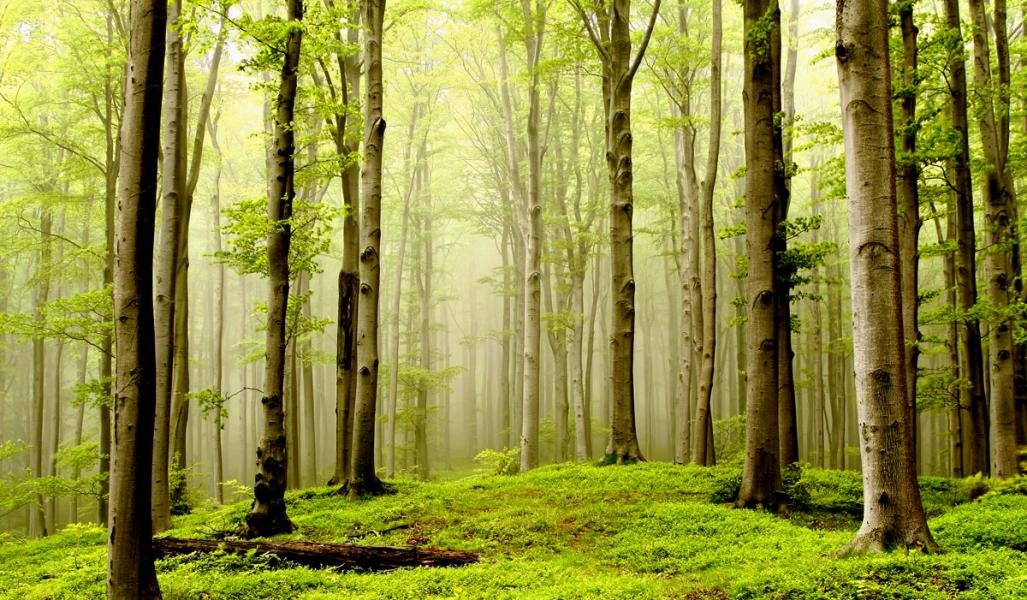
[[835, 0, 937, 553], [571, 0, 661, 465], [243, 0, 303, 538], [347, 0, 387, 498], [107, 0, 166, 595], [738, 0, 783, 507]]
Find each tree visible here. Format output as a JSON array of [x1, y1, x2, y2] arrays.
[[738, 0, 783, 507], [518, 0, 546, 472], [107, 0, 166, 595], [572, 0, 661, 465], [242, 0, 303, 538], [894, 0, 920, 470], [967, 0, 1018, 479], [152, 0, 187, 534], [941, 0, 984, 478], [835, 0, 937, 553], [347, 0, 388, 498], [691, 0, 723, 467]]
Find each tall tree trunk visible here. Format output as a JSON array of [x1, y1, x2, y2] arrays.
[[72, 345, 89, 522], [209, 112, 226, 503], [385, 103, 421, 478], [415, 161, 433, 481], [933, 198, 963, 477], [942, 0, 988, 477], [575, 0, 660, 464], [775, 0, 798, 468], [835, 0, 937, 552], [152, 0, 186, 533], [48, 338, 64, 533], [895, 1, 921, 468], [519, 0, 546, 471], [692, 0, 722, 466], [107, 0, 165, 594], [31, 208, 52, 537], [348, 0, 388, 497], [500, 224, 513, 448], [738, 0, 782, 507], [329, 0, 360, 486], [968, 0, 1017, 478], [242, 0, 303, 538]]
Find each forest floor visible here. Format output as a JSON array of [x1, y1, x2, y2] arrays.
[[1, 462, 1026, 599]]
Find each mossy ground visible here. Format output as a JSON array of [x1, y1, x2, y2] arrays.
[[1, 463, 1025, 598]]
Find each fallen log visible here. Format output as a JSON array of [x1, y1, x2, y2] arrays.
[[153, 537, 479, 571]]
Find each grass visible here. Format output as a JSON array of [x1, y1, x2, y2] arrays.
[[1, 462, 1025, 599]]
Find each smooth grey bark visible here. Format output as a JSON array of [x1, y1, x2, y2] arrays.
[[519, 0, 546, 472], [31, 207, 51, 537], [152, 0, 186, 533], [242, 0, 302, 538], [738, 0, 783, 507], [835, 0, 938, 553], [691, 0, 723, 467], [967, 0, 1017, 479], [572, 0, 660, 464], [895, 1, 921, 467], [348, 0, 387, 498], [107, 0, 166, 594], [941, 0, 987, 477]]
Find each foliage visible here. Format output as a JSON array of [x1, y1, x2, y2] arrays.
[[472, 447, 520, 476], [5, 463, 1023, 599]]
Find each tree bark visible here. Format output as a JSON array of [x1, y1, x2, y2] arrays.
[[242, 0, 303, 538], [691, 0, 722, 467], [348, 0, 388, 498], [895, 1, 921, 469], [738, 0, 782, 507], [31, 207, 51, 537], [967, 0, 1017, 479], [108, 0, 165, 594], [152, 0, 186, 533], [943, 0, 989, 478], [519, 0, 546, 472], [574, 0, 659, 464], [835, 0, 938, 553]]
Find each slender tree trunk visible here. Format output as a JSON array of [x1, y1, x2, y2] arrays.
[[108, 0, 165, 593], [31, 208, 52, 537], [940, 0, 989, 477], [348, 0, 388, 497], [896, 2, 921, 468], [835, 0, 937, 552], [738, 0, 782, 507], [329, 0, 361, 486], [152, 0, 186, 533], [385, 104, 421, 478], [519, 1, 546, 472], [242, 0, 303, 538], [968, 0, 1017, 478], [48, 338, 64, 533], [775, 0, 798, 468], [72, 344, 88, 522], [692, 0, 722, 466], [209, 112, 226, 503], [415, 162, 433, 481], [579, 0, 660, 464]]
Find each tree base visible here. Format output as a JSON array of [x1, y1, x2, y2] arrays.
[[239, 510, 296, 539], [598, 450, 645, 466], [339, 476, 394, 499], [837, 527, 941, 557]]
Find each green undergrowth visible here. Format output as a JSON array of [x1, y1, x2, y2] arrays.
[[1, 463, 1025, 599]]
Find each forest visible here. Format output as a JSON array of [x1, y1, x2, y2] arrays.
[[0, 0, 1025, 597]]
